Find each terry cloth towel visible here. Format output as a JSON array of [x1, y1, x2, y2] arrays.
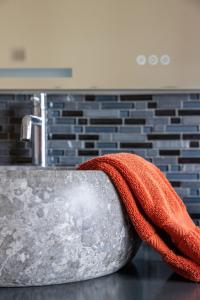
[[77, 153, 200, 282]]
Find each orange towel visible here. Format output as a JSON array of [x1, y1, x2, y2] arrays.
[[77, 153, 200, 282]]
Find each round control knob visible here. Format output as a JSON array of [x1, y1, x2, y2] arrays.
[[136, 55, 146, 65], [160, 54, 170, 65], [148, 55, 159, 65]]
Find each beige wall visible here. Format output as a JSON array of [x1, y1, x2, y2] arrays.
[[0, 0, 199, 90]]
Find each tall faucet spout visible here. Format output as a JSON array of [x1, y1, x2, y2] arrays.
[[20, 93, 47, 167]]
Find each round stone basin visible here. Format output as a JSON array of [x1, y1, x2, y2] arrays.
[[0, 167, 141, 286]]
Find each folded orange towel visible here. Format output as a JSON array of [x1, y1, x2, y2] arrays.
[[77, 153, 200, 282]]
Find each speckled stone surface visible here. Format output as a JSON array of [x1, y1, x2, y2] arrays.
[[0, 167, 141, 286]]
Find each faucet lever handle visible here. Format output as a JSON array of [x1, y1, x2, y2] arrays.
[[30, 96, 40, 106]]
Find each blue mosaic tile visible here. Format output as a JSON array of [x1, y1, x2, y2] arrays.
[[166, 125, 198, 132], [112, 133, 146, 142], [183, 101, 200, 108], [77, 102, 100, 109], [1, 93, 200, 215], [143, 126, 152, 133], [55, 118, 76, 125], [119, 127, 141, 133], [181, 150, 200, 157], [84, 110, 119, 118], [190, 189, 199, 196], [157, 165, 168, 172], [135, 102, 147, 109], [171, 165, 181, 172], [166, 173, 198, 180], [120, 111, 129, 117], [102, 103, 133, 109], [183, 197, 200, 203], [96, 142, 117, 149], [85, 126, 117, 133]]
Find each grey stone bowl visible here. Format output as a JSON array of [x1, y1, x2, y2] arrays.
[[0, 167, 141, 287]]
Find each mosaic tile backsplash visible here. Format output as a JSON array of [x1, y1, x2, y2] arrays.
[[0, 93, 199, 220]]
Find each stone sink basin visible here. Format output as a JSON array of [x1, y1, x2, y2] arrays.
[[0, 167, 141, 286]]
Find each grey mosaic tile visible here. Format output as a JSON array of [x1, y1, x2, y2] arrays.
[[112, 133, 146, 142], [0, 93, 199, 216]]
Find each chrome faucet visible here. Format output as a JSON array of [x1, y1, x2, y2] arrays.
[[20, 93, 47, 167]]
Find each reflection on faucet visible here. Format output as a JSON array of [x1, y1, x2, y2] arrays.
[[21, 115, 42, 141], [0, 263, 142, 300], [20, 93, 47, 167]]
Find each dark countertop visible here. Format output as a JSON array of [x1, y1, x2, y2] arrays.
[[0, 243, 199, 300]]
